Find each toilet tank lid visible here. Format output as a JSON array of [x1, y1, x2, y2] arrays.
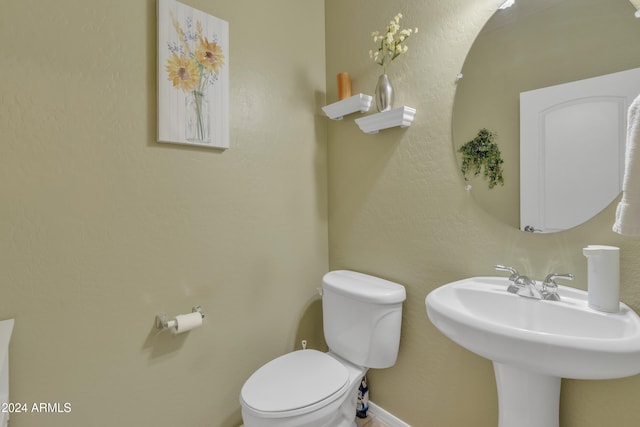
[[323, 270, 406, 304]]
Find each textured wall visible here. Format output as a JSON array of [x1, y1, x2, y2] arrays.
[[4, 0, 640, 426], [0, 1, 326, 426], [325, 0, 640, 425]]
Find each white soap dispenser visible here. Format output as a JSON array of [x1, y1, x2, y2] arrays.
[[582, 245, 620, 313]]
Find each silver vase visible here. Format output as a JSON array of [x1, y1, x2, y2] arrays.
[[375, 73, 395, 112]]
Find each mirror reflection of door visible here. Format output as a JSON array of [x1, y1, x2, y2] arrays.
[[452, 0, 640, 233], [520, 67, 640, 233]]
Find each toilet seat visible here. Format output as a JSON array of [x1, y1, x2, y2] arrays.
[[240, 350, 349, 414]]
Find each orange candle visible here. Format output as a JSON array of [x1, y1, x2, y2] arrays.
[[337, 72, 352, 100]]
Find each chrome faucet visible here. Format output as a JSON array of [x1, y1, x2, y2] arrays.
[[495, 265, 540, 298], [514, 275, 542, 299], [495, 265, 574, 302]]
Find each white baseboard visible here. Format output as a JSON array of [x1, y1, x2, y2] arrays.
[[367, 401, 412, 427], [239, 401, 411, 427]]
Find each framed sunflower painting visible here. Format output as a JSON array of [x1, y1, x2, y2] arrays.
[[158, 0, 229, 149]]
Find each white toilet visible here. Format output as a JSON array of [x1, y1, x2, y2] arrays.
[[239, 270, 406, 427]]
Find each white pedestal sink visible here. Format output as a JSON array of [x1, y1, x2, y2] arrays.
[[425, 277, 640, 427]]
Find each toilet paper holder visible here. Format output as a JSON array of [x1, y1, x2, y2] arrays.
[[155, 305, 205, 330]]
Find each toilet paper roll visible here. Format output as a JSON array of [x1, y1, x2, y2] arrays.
[[172, 312, 203, 334]]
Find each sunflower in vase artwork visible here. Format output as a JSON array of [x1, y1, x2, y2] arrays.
[[165, 12, 225, 143]]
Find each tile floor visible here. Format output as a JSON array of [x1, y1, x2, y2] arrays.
[[355, 413, 393, 427]]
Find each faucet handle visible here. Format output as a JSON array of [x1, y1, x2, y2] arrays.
[[542, 273, 574, 301], [543, 273, 574, 285], [495, 265, 522, 293], [495, 265, 520, 280]]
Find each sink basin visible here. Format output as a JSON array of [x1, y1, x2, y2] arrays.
[[426, 277, 640, 427], [426, 276, 640, 379]]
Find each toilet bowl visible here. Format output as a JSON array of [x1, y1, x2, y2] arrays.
[[240, 350, 365, 427], [239, 270, 406, 427]]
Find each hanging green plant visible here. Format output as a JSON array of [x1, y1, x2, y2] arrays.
[[458, 128, 505, 189]]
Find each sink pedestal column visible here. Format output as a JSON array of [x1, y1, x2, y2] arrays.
[[493, 362, 561, 427]]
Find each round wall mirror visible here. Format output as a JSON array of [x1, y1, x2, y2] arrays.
[[453, 0, 640, 233]]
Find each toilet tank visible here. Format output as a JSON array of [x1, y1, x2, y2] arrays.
[[322, 270, 406, 369]]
